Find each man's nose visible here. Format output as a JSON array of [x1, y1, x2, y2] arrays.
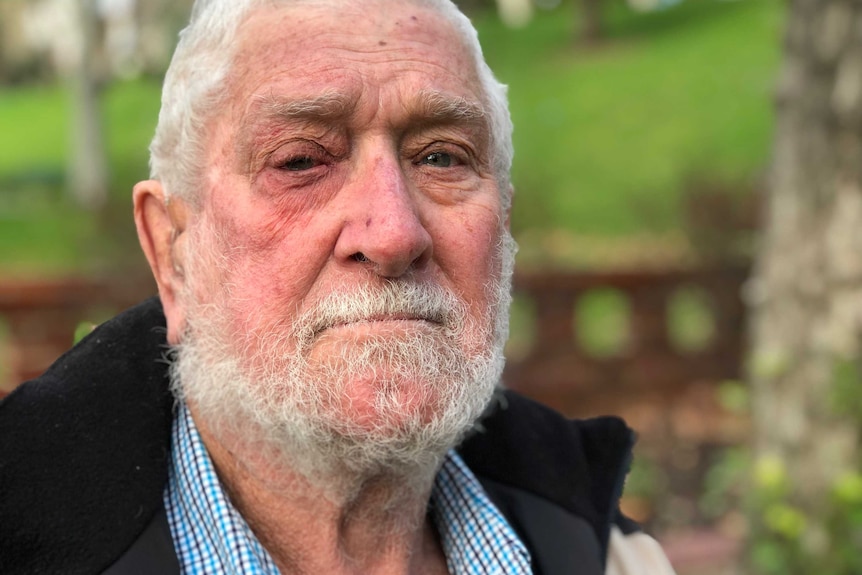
[[334, 154, 433, 278]]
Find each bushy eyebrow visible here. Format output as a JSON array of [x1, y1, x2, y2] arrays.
[[410, 89, 487, 126], [251, 90, 354, 123], [407, 91, 491, 163], [245, 88, 486, 130]]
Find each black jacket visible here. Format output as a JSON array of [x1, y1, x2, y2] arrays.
[[0, 298, 637, 574]]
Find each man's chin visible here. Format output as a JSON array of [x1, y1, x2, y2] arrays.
[[321, 380, 445, 433]]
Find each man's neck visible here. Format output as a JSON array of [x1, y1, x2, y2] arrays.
[[193, 410, 450, 575]]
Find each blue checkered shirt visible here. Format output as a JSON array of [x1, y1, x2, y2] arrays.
[[164, 402, 532, 574]]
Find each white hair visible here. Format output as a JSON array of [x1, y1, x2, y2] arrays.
[[148, 0, 514, 210]]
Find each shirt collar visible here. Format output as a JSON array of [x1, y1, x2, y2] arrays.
[[164, 401, 278, 574], [432, 450, 532, 575]]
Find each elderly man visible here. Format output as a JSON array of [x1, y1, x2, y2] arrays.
[[0, 1, 677, 573]]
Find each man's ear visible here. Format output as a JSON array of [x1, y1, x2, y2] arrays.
[[133, 180, 189, 344]]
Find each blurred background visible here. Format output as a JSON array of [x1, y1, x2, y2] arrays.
[[2, 0, 861, 573]]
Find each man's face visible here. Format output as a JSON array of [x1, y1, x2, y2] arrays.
[[172, 1, 512, 474]]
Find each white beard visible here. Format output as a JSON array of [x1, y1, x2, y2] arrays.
[[169, 227, 516, 498]]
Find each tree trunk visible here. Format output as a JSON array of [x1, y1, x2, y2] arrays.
[[578, 0, 603, 45], [748, 0, 862, 569], [69, 0, 108, 210]]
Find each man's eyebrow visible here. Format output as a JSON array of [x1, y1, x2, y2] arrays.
[[250, 90, 354, 123], [246, 88, 485, 127], [236, 89, 487, 159], [410, 89, 487, 126]]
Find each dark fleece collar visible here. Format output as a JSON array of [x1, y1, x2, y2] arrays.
[[0, 298, 174, 574], [0, 298, 634, 574]]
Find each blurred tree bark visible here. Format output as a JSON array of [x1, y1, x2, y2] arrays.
[[69, 0, 108, 210], [748, 0, 862, 567], [578, 0, 604, 44]]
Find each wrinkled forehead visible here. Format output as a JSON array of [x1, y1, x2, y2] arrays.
[[233, 0, 473, 56], [224, 1, 485, 112]]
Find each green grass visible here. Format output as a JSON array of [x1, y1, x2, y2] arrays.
[[0, 78, 160, 275], [0, 78, 160, 180], [0, 84, 69, 174], [0, 0, 783, 273], [473, 0, 782, 243]]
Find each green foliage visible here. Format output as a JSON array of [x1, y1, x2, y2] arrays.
[[699, 445, 749, 519], [717, 379, 750, 415], [703, 452, 862, 574], [830, 358, 862, 420], [702, 372, 862, 574], [746, 465, 862, 575], [73, 321, 96, 345], [749, 347, 792, 381], [625, 452, 667, 500]]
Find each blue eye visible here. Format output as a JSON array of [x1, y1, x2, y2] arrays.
[[421, 152, 453, 168], [282, 156, 318, 171]]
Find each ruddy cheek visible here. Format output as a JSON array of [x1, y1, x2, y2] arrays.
[[442, 210, 500, 262]]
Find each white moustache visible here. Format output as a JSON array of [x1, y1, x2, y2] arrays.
[[294, 282, 466, 343]]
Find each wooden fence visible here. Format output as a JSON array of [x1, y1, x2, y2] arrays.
[[0, 276, 157, 391], [505, 267, 749, 444]]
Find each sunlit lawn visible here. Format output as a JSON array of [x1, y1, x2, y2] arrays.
[[475, 0, 782, 264], [0, 78, 160, 274]]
